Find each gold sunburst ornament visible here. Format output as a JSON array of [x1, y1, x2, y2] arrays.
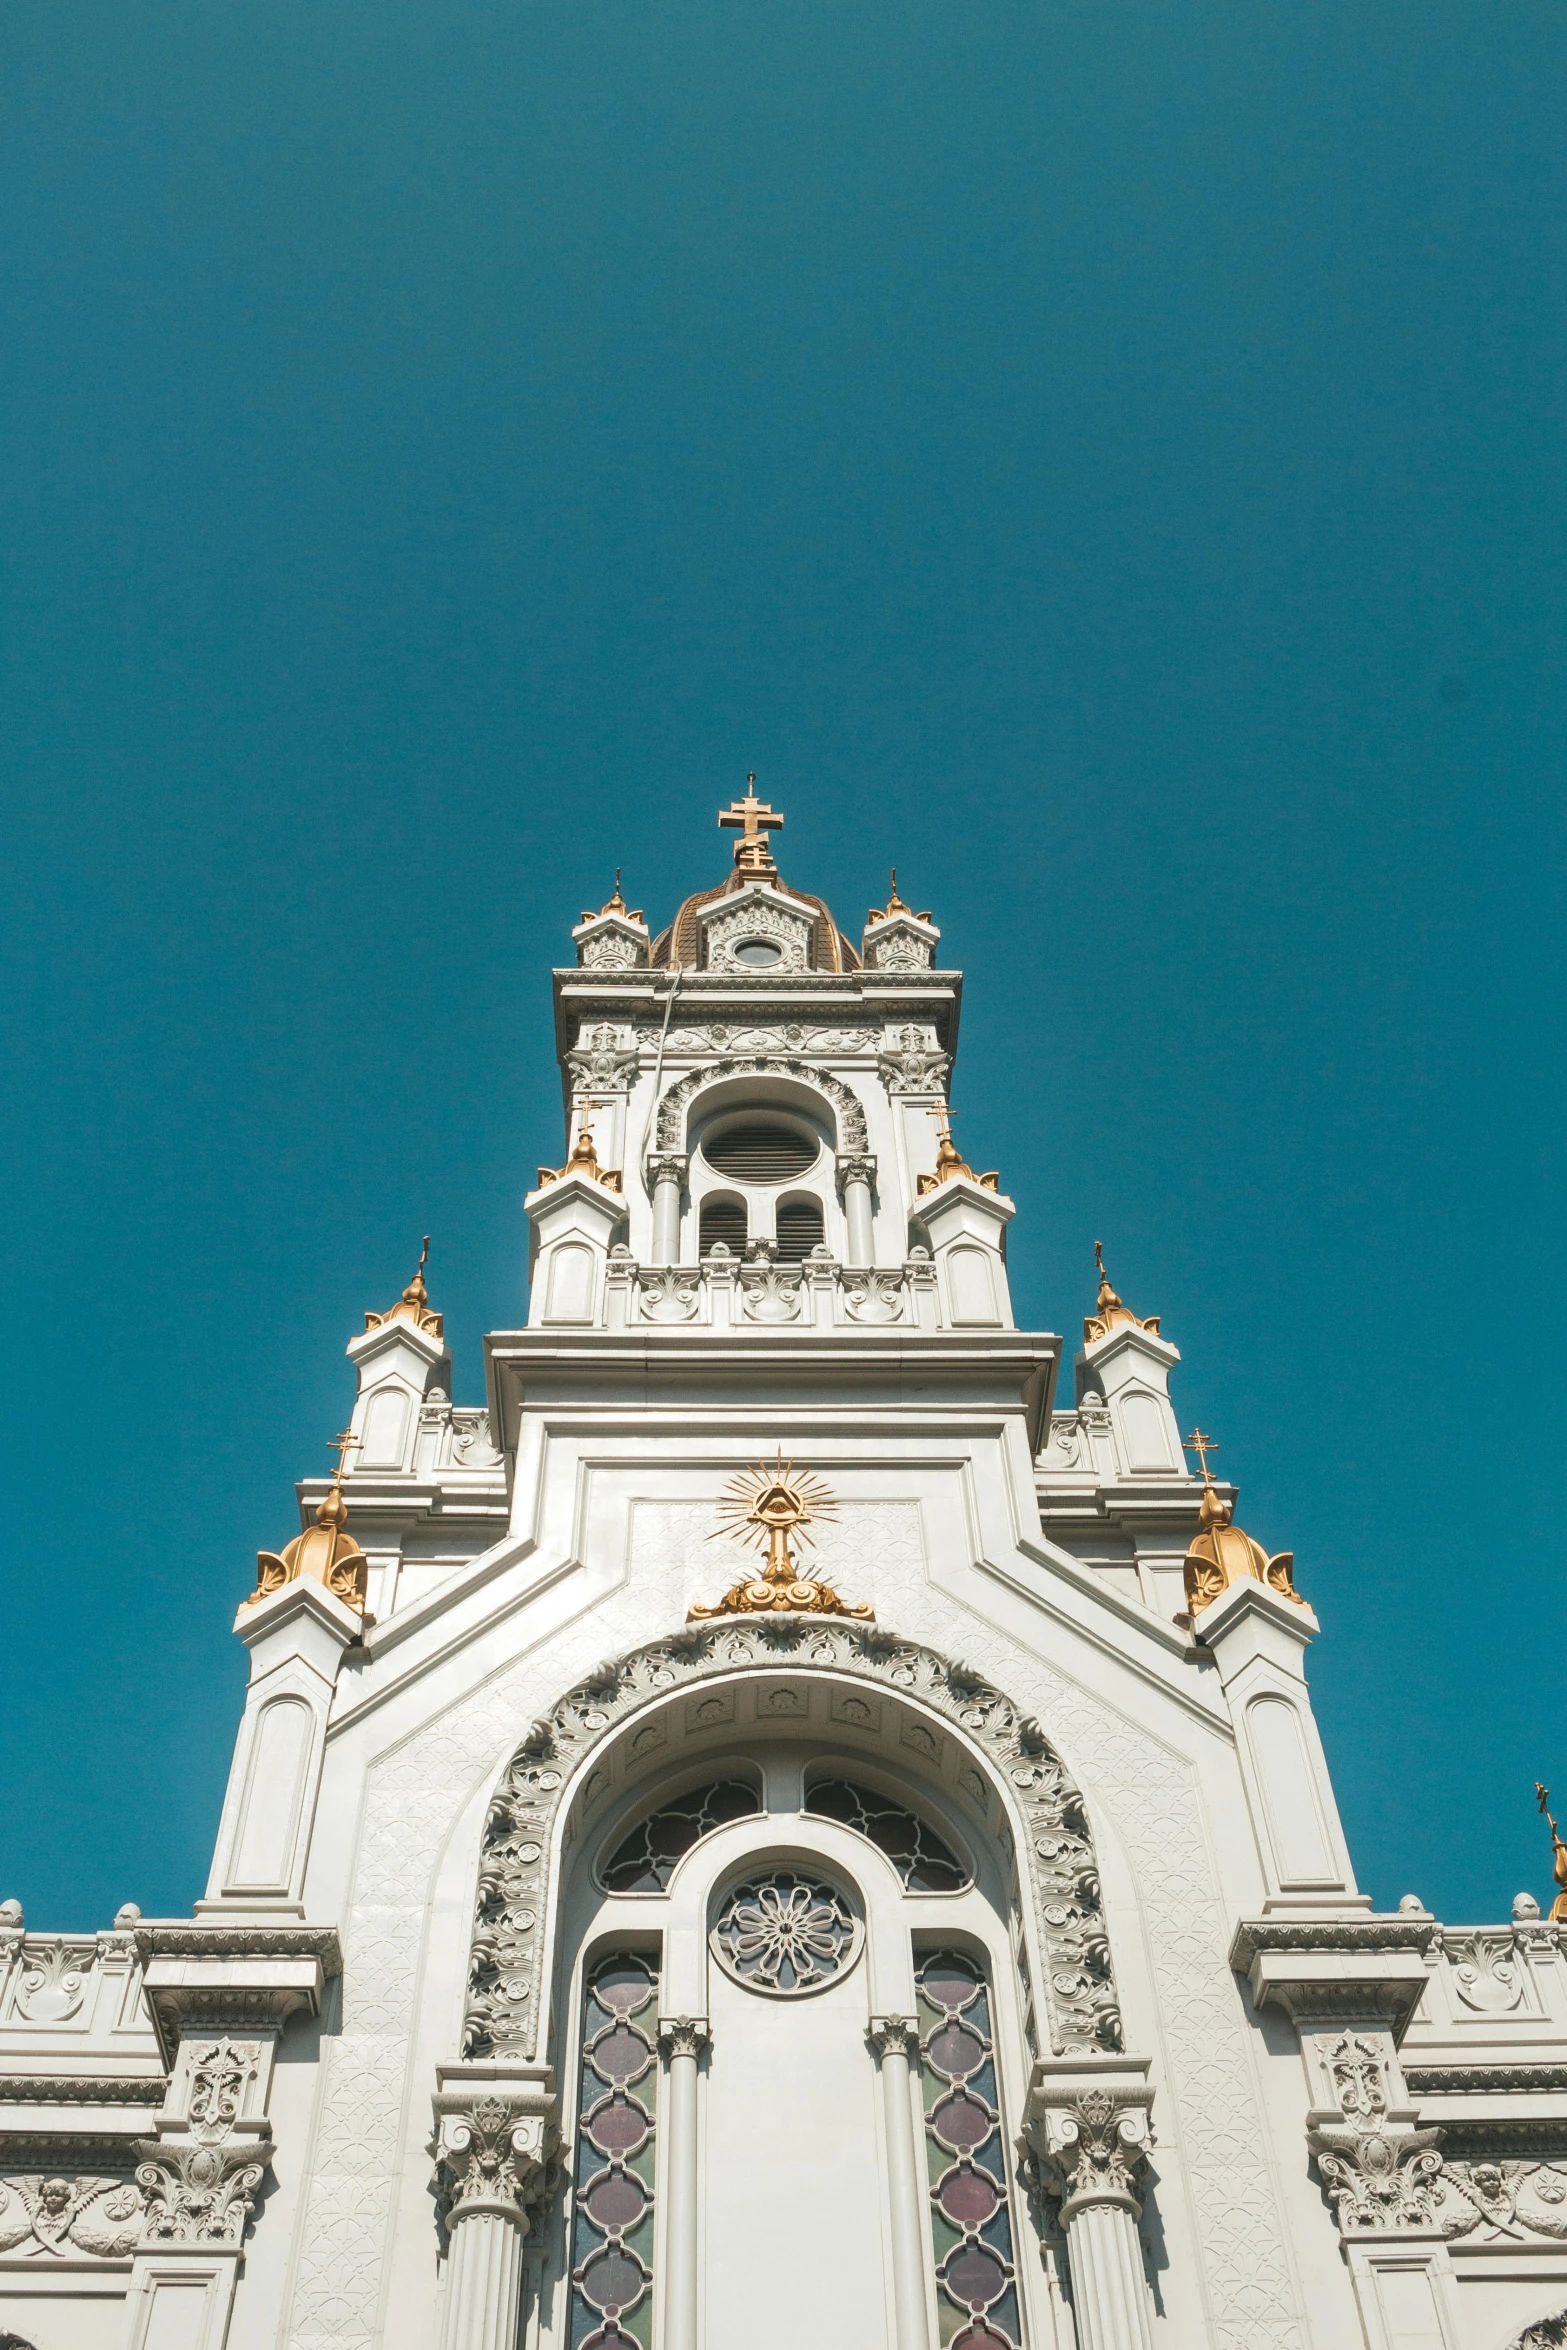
[[687, 1451, 873, 1621]]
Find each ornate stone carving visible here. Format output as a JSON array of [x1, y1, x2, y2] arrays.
[[866, 2015, 919, 2060], [434, 2096, 554, 2226], [702, 901, 812, 972], [656, 2016, 711, 2061], [1040, 1413, 1085, 1468], [134, 2143, 266, 2245], [636, 1024, 872, 1056], [1442, 1931, 1525, 2014], [450, 1411, 502, 1468], [1510, 2317, 1567, 2350], [10, 1942, 93, 2025], [655, 1058, 868, 1154], [737, 1258, 803, 1324], [1435, 2161, 1567, 2240], [841, 1269, 906, 1324], [567, 1022, 639, 1092], [636, 1267, 700, 1324], [460, 1623, 1120, 2064], [0, 2175, 145, 2258], [878, 1024, 949, 1094], [1028, 2088, 1154, 2210], [579, 929, 643, 971], [865, 927, 934, 971], [188, 2040, 258, 2142]]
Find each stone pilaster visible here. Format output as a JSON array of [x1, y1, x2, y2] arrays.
[[1023, 2058, 1155, 2350]]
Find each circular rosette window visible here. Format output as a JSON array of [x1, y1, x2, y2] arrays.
[[710, 1869, 861, 1997]]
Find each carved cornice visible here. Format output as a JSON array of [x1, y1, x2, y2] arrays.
[[0, 2077, 166, 2106], [1406, 2067, 1567, 2095], [1229, 1918, 1440, 1968], [131, 1925, 343, 1971]]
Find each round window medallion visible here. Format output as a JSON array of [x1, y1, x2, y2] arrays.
[[710, 1870, 860, 1996], [733, 938, 783, 966]]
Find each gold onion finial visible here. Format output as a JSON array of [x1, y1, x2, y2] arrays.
[[868, 868, 933, 926], [1536, 1786, 1567, 1921], [364, 1236, 444, 1338], [244, 1428, 369, 1616], [718, 775, 785, 877], [915, 1113, 999, 1197], [1083, 1240, 1161, 1344], [581, 868, 643, 924], [1177, 1428, 1307, 1624], [687, 1451, 872, 1620], [537, 1120, 623, 1194]]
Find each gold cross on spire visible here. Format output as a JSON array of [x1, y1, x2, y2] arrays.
[[718, 775, 784, 874], [328, 1427, 360, 1482], [1184, 1427, 1218, 1484]]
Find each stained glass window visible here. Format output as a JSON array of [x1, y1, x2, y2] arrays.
[[917, 1949, 1023, 2350], [806, 1780, 970, 1891], [599, 1780, 761, 1893], [568, 1952, 659, 2350], [711, 1871, 858, 1993]]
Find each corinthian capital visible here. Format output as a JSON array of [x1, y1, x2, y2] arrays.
[[657, 2015, 711, 2061], [1023, 2057, 1155, 2216], [435, 2095, 556, 2226], [867, 2015, 919, 2060]]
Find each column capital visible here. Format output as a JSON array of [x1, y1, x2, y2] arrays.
[[1023, 2056, 1155, 2218], [867, 2014, 919, 2060], [835, 1152, 877, 1190], [434, 2088, 559, 2229], [657, 2015, 711, 2061], [646, 1153, 689, 1186]]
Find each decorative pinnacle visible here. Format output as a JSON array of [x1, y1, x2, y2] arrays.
[[718, 775, 784, 875], [580, 868, 643, 924], [363, 1235, 444, 1340], [868, 866, 932, 925], [1537, 1785, 1567, 1919], [1083, 1241, 1161, 1345]]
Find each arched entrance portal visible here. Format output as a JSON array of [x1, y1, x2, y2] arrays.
[[458, 1627, 1123, 2350]]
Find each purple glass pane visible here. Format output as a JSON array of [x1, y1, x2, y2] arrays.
[[590, 2025, 653, 2085], [938, 2166, 1001, 2227], [951, 2323, 1013, 2350], [944, 2246, 1008, 2310], [583, 2173, 647, 2232], [578, 2248, 645, 2315], [929, 2023, 985, 2080], [921, 1961, 981, 2011], [931, 2090, 993, 2152], [593, 1961, 654, 2016], [585, 2096, 649, 2155]]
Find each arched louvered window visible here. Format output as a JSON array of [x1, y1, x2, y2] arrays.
[[699, 1195, 747, 1255], [702, 1121, 817, 1182], [774, 1195, 825, 1262]]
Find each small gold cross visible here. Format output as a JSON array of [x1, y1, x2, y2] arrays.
[[328, 1428, 360, 1481], [718, 774, 785, 845], [1184, 1427, 1218, 1482]]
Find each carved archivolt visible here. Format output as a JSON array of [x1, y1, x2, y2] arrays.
[[462, 1622, 1121, 2066], [653, 1057, 869, 1155]]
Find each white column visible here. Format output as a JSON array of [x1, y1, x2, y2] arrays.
[[838, 1156, 876, 1266], [869, 2016, 933, 2350], [649, 1156, 686, 1264], [1024, 2059, 1155, 2350], [434, 2088, 557, 2350], [658, 2016, 710, 2350]]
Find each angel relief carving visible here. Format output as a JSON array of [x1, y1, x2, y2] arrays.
[[0, 2176, 144, 2258]]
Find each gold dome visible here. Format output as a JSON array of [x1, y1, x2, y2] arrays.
[[247, 1481, 369, 1616]]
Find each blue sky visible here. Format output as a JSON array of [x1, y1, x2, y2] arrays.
[[1, 0, 1561, 1927]]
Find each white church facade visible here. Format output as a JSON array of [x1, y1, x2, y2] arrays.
[[5, 792, 1567, 2350]]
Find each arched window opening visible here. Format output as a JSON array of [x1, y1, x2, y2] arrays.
[[916, 1949, 1023, 2350], [599, 1779, 762, 1893], [774, 1195, 825, 1262], [568, 1951, 661, 2350], [698, 1195, 747, 1256], [805, 1779, 969, 1891], [701, 1120, 817, 1183]]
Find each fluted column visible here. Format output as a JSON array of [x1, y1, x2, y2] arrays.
[[434, 2091, 556, 2350], [658, 2016, 710, 2350], [838, 1155, 876, 1267], [869, 2016, 933, 2350], [648, 1155, 687, 1264], [1024, 2061, 1155, 2350]]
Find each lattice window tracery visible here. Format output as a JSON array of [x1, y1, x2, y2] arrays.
[[598, 1780, 761, 1894], [805, 1778, 970, 1891], [568, 1953, 660, 2350], [711, 1870, 859, 1994], [917, 1949, 1023, 2350]]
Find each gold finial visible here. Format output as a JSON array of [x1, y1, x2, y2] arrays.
[[244, 1430, 370, 1616], [364, 1237, 444, 1338], [1176, 1432, 1307, 1624], [718, 775, 785, 877], [868, 867, 932, 925], [537, 1118, 624, 1194], [915, 1113, 999, 1197], [581, 868, 643, 925], [687, 1451, 873, 1621], [1536, 1786, 1567, 1921], [1083, 1240, 1161, 1344]]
